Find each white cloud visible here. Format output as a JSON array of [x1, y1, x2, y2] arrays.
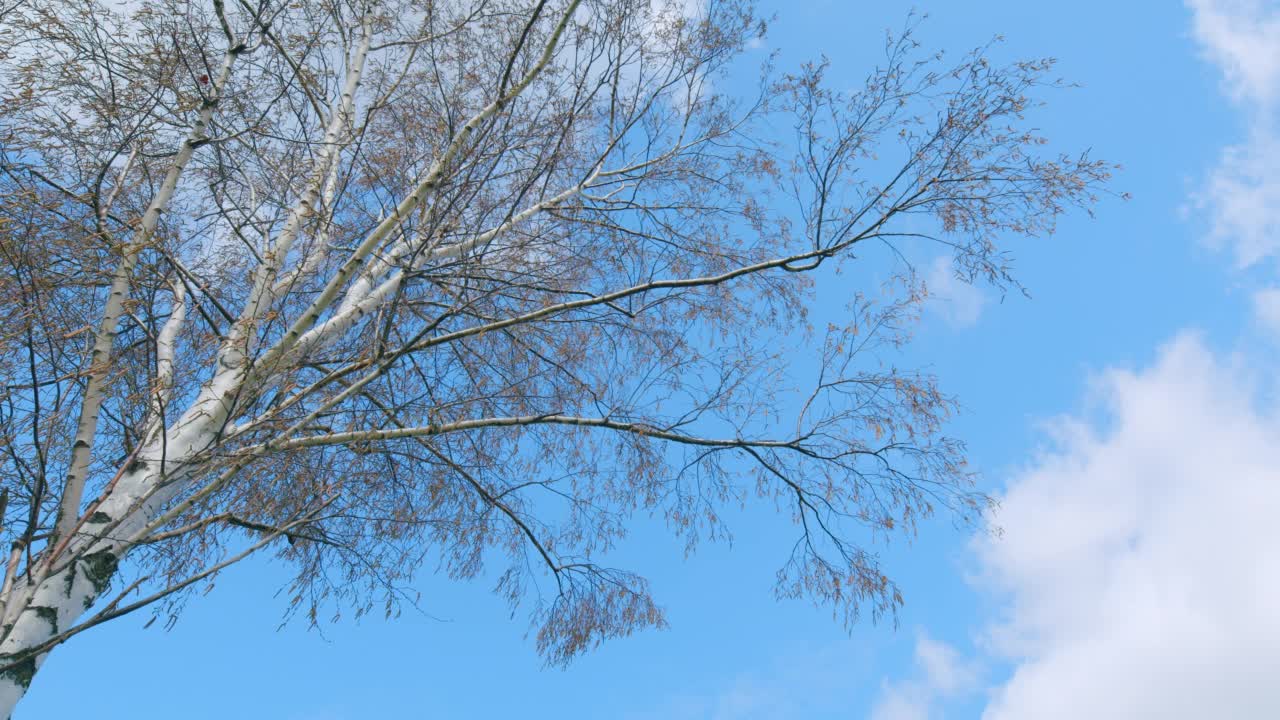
[[628, 642, 869, 720], [575, 0, 712, 115], [1254, 286, 1280, 336], [924, 256, 987, 329], [869, 633, 979, 720], [653, 0, 707, 24], [1187, 0, 1280, 267], [1195, 130, 1280, 267], [871, 688, 928, 720], [974, 333, 1280, 719], [1188, 0, 1280, 107]]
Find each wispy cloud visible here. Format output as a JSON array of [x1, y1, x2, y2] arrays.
[[626, 642, 872, 720], [924, 255, 987, 329], [869, 633, 980, 720], [1195, 131, 1280, 267], [1252, 286, 1280, 336], [1187, 0, 1280, 107], [973, 334, 1280, 718], [1187, 0, 1280, 268]]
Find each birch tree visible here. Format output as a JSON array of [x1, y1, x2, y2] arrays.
[[0, 0, 1112, 712]]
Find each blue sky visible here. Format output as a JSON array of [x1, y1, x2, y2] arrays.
[[20, 1, 1280, 717]]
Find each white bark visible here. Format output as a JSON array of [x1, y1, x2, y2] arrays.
[[0, 423, 214, 711], [224, 12, 373, 367], [50, 46, 241, 547]]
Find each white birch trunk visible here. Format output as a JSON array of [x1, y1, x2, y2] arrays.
[[0, 469, 175, 712], [0, 359, 243, 712]]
